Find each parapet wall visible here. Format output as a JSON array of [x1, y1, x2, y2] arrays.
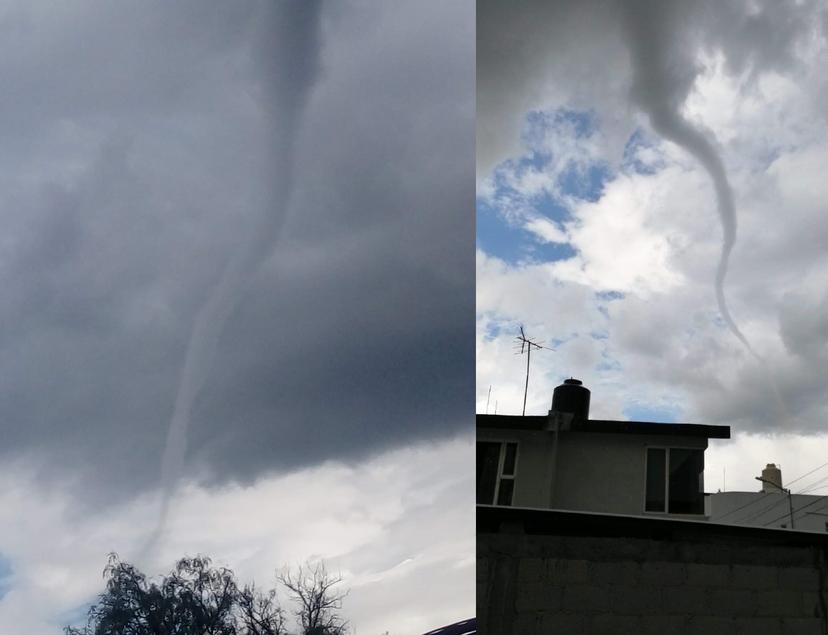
[[478, 506, 828, 635]]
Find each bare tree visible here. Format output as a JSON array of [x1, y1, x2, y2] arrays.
[[236, 585, 288, 635], [278, 562, 349, 635]]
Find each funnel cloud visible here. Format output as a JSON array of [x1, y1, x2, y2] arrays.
[[622, 0, 755, 356], [152, 0, 323, 552]]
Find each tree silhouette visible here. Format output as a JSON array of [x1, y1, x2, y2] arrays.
[[278, 562, 348, 635], [65, 554, 346, 635]]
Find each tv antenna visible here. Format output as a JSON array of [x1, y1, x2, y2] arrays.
[[515, 326, 546, 416]]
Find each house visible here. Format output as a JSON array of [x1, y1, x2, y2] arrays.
[[477, 379, 730, 518], [705, 463, 828, 532]]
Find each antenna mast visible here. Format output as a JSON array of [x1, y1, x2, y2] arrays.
[[515, 326, 545, 416]]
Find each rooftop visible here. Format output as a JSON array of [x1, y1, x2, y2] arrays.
[[477, 414, 730, 439]]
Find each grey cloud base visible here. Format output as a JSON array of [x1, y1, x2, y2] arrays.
[[0, 0, 474, 501]]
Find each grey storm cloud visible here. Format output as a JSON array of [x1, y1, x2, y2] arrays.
[[0, 0, 474, 501]]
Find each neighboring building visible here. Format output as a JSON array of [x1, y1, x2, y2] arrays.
[[706, 464, 828, 532], [477, 379, 730, 519]]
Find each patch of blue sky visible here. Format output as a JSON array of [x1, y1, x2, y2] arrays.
[[479, 108, 616, 266], [622, 128, 664, 175], [523, 108, 595, 142], [558, 161, 612, 202], [477, 197, 576, 264], [482, 320, 502, 341], [596, 359, 622, 373], [532, 190, 571, 225], [596, 290, 625, 301], [624, 402, 682, 423]]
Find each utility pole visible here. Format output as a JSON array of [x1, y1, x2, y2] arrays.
[[756, 476, 794, 529], [515, 326, 545, 416]]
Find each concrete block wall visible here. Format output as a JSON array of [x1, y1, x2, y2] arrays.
[[478, 509, 828, 635]]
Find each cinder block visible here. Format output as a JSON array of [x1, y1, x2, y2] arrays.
[[640, 615, 688, 635], [800, 592, 822, 616], [734, 617, 782, 635], [518, 557, 545, 582], [640, 561, 687, 586], [590, 561, 640, 586], [588, 614, 641, 635], [541, 613, 586, 634], [561, 585, 611, 613], [687, 615, 737, 635], [685, 562, 731, 587], [708, 589, 757, 617], [755, 590, 803, 617], [553, 559, 590, 585], [781, 617, 824, 635], [608, 586, 663, 615], [513, 611, 541, 635], [731, 564, 779, 590], [477, 558, 489, 582], [778, 567, 820, 591], [515, 582, 560, 612], [661, 586, 708, 614]]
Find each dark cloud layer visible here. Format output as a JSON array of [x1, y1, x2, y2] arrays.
[[0, 1, 474, 499]]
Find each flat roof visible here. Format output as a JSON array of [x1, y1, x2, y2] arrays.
[[478, 504, 828, 546], [477, 414, 730, 439]]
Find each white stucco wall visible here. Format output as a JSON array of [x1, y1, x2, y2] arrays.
[[478, 425, 709, 517], [706, 491, 828, 532]]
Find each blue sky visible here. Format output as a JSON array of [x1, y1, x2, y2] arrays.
[[477, 107, 688, 424]]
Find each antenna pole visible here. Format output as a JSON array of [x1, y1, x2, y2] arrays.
[[523, 345, 530, 416], [515, 326, 546, 416], [486, 385, 492, 414]]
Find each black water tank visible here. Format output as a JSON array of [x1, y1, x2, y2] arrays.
[[551, 378, 590, 421]]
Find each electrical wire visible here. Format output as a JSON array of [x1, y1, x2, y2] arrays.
[[786, 460, 828, 488], [762, 496, 828, 528], [712, 492, 773, 522]]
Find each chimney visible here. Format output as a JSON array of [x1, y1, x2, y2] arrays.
[[551, 378, 590, 423], [760, 463, 783, 493]]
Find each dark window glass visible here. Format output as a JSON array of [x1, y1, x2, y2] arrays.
[[502, 442, 517, 476], [668, 448, 704, 514], [477, 442, 500, 504], [645, 448, 666, 512], [497, 478, 514, 506]]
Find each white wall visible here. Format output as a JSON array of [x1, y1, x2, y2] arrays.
[[706, 491, 828, 532], [479, 426, 709, 517]]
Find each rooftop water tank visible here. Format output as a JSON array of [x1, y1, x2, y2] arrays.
[[551, 378, 590, 422], [761, 463, 783, 493]]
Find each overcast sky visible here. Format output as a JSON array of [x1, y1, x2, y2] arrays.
[[0, 2, 474, 633], [477, 0, 828, 496]]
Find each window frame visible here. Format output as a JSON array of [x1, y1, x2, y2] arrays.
[[643, 445, 704, 515], [477, 440, 520, 506]]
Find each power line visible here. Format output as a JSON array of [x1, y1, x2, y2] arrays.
[[786, 459, 828, 488], [762, 495, 828, 528], [713, 492, 773, 522], [795, 473, 828, 495], [735, 494, 791, 525]]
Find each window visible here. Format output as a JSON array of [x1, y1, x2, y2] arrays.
[[645, 447, 704, 514], [477, 441, 518, 506]]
